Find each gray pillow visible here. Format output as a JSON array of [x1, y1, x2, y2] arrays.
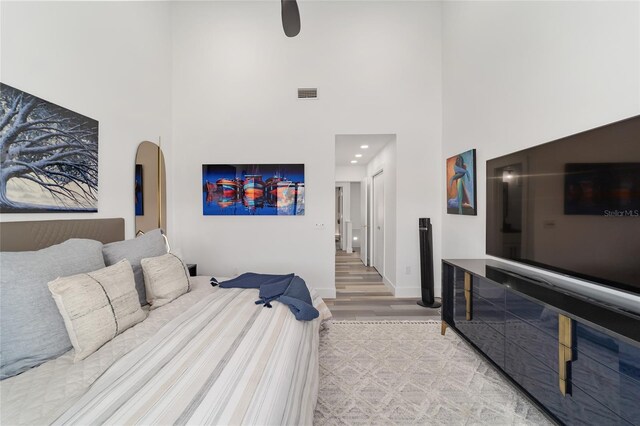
[[0, 239, 106, 380], [102, 229, 167, 306]]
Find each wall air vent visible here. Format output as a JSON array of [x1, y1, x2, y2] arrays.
[[297, 88, 318, 99]]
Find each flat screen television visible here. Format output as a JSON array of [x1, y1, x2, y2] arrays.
[[486, 115, 640, 295]]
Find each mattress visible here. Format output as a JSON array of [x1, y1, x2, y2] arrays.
[[0, 276, 331, 425]]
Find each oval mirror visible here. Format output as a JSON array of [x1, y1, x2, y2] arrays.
[[135, 141, 166, 235]]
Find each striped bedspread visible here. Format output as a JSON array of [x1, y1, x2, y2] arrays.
[[53, 287, 330, 425]]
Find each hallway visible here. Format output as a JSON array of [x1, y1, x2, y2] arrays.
[[325, 249, 440, 320]]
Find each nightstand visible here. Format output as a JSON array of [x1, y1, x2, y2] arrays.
[[186, 264, 197, 277]]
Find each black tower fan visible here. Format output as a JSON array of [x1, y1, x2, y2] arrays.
[[417, 218, 441, 308]]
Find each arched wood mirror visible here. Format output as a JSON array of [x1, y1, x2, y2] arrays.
[[135, 141, 166, 235]]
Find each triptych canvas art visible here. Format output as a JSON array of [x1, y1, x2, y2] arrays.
[[202, 164, 305, 216]]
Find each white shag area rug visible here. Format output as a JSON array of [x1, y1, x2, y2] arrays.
[[314, 321, 553, 425]]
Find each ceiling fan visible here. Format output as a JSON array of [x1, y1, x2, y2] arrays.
[[281, 0, 301, 37]]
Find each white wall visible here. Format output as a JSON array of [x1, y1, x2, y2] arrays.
[[335, 165, 365, 182], [350, 182, 361, 248], [170, 1, 442, 298], [365, 139, 400, 293], [442, 1, 640, 302], [6, 2, 631, 304], [0, 1, 172, 239]]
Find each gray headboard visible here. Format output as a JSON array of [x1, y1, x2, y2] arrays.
[[0, 218, 125, 252]]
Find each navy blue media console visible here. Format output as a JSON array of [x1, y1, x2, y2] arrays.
[[442, 259, 640, 426]]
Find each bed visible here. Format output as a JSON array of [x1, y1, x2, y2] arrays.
[[0, 219, 331, 425]]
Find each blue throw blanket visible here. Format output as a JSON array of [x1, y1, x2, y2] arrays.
[[212, 273, 319, 321]]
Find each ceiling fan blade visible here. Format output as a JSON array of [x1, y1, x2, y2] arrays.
[[281, 0, 301, 37]]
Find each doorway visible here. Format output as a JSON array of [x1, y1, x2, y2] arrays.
[[331, 134, 426, 320], [372, 170, 384, 275]]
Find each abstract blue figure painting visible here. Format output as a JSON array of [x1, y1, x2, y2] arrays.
[[0, 83, 99, 212], [446, 149, 477, 215], [202, 164, 305, 216]]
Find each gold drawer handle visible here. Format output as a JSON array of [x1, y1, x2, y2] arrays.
[[558, 314, 575, 396], [464, 272, 472, 321]]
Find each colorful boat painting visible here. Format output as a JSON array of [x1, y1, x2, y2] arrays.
[[265, 177, 284, 195], [276, 182, 304, 215], [217, 196, 235, 208], [216, 178, 241, 196], [202, 164, 305, 216], [243, 175, 265, 198], [204, 180, 217, 204]]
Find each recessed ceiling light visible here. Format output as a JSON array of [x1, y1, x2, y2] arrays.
[[360, 145, 369, 149], [350, 160, 358, 164], [355, 154, 362, 158]]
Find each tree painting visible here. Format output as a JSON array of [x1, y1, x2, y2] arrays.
[[0, 83, 98, 212]]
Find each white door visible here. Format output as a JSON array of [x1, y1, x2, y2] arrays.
[[360, 177, 368, 265], [372, 171, 384, 275]]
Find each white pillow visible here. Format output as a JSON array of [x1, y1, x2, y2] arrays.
[[48, 260, 146, 361], [141, 253, 191, 310]]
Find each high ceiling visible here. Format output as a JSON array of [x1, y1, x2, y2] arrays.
[[335, 134, 394, 167]]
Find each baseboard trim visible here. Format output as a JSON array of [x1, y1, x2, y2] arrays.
[[394, 287, 422, 298], [382, 276, 396, 295]]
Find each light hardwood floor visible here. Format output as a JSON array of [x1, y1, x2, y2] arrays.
[[325, 248, 441, 320]]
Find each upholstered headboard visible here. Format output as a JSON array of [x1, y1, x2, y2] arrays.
[[0, 218, 125, 252]]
